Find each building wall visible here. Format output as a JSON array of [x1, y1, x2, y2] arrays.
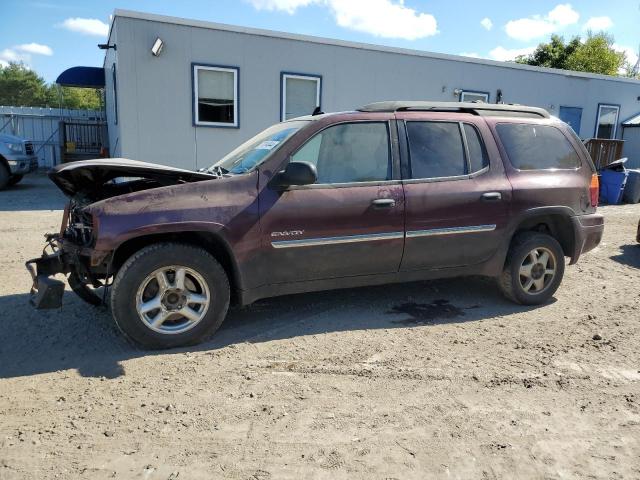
[[110, 12, 640, 170]]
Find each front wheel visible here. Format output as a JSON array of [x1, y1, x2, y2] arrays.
[[499, 232, 565, 305], [110, 243, 230, 349], [8, 175, 23, 186]]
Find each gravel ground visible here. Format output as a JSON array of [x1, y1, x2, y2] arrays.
[[1, 174, 639, 479]]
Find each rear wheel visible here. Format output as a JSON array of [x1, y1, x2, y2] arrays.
[[8, 175, 23, 186], [499, 232, 565, 305], [111, 243, 230, 349]]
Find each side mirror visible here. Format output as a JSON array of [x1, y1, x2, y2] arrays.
[[273, 161, 317, 188]]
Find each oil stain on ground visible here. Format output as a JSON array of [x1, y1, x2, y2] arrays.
[[388, 299, 478, 325]]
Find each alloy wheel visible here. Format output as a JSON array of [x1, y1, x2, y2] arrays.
[[135, 266, 210, 334]]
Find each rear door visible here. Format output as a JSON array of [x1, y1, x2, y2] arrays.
[[396, 112, 512, 270], [258, 117, 405, 284]]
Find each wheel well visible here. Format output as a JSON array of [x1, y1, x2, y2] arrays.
[[512, 214, 575, 257], [0, 154, 9, 172], [111, 231, 241, 304]]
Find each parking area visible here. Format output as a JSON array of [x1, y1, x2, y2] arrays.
[[1, 174, 639, 479]]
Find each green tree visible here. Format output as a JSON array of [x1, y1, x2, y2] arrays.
[[0, 61, 102, 110], [0, 62, 49, 106], [516, 32, 626, 76], [516, 34, 581, 69], [565, 32, 625, 75]]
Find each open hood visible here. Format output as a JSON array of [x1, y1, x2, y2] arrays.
[[49, 158, 216, 199]]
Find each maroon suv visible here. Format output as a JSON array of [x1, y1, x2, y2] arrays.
[[27, 101, 604, 349]]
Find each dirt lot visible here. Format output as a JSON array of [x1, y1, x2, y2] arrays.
[[1, 174, 639, 479]]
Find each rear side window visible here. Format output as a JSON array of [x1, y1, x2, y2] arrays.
[[464, 124, 489, 173], [496, 123, 580, 170], [406, 122, 466, 178], [291, 122, 391, 184]]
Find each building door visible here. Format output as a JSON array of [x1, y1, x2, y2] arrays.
[[397, 116, 511, 270], [559, 106, 583, 135], [259, 120, 405, 284]]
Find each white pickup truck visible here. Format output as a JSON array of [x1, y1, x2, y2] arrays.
[[0, 133, 38, 189]]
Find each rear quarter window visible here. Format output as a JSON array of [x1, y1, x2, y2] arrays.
[[496, 123, 581, 170]]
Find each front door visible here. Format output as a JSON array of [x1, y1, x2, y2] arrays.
[[396, 113, 511, 271], [259, 120, 405, 284]]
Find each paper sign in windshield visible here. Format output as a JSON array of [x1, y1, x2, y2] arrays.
[[256, 140, 280, 150]]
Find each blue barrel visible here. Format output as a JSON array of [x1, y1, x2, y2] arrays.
[[600, 169, 628, 204]]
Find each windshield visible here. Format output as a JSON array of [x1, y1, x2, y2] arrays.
[[212, 120, 309, 174]]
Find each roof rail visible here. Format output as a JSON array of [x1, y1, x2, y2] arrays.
[[357, 101, 550, 118]]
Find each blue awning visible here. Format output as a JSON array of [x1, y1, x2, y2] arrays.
[[56, 66, 105, 88]]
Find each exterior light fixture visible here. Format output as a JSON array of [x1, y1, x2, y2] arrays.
[[151, 37, 164, 57]]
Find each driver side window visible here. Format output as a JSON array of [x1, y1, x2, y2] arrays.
[[291, 122, 391, 184]]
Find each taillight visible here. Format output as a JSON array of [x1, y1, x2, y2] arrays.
[[590, 174, 599, 208]]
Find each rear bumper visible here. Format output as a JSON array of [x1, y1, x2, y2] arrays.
[[569, 213, 604, 264]]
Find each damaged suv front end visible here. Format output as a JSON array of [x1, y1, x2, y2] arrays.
[[26, 158, 218, 309]]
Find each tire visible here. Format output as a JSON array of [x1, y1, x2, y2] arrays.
[[110, 242, 230, 349], [499, 232, 565, 305], [0, 164, 9, 190], [8, 175, 23, 186], [68, 270, 104, 306]]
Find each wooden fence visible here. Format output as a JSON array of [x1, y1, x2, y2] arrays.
[[584, 138, 625, 170]]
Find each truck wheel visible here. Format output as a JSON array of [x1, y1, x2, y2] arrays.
[[8, 175, 23, 186], [0, 164, 9, 190], [499, 232, 565, 305], [110, 242, 230, 349]]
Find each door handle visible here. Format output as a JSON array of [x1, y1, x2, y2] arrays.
[[481, 192, 502, 202], [371, 198, 396, 208]]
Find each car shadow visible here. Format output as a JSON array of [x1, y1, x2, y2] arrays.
[[0, 276, 547, 380], [610, 244, 640, 269], [0, 173, 67, 212]]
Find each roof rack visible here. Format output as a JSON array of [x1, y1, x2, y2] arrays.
[[357, 101, 550, 118]]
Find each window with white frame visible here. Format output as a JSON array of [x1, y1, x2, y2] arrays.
[[193, 65, 238, 127], [281, 73, 321, 121], [595, 104, 620, 139], [460, 90, 489, 103]]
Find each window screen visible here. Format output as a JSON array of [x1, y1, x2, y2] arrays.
[[496, 124, 580, 170], [595, 104, 619, 139], [291, 122, 390, 184], [194, 66, 238, 126], [282, 74, 320, 121], [460, 91, 489, 103], [406, 122, 466, 179], [464, 124, 489, 173]]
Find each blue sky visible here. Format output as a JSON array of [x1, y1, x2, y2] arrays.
[[1, 0, 639, 83]]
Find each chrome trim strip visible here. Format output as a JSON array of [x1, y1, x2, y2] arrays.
[[271, 231, 404, 249], [407, 224, 496, 238]]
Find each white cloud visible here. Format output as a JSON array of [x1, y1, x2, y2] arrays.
[[460, 52, 481, 58], [16, 43, 53, 56], [505, 3, 579, 41], [547, 4, 580, 25], [583, 16, 613, 31], [0, 48, 30, 66], [247, 0, 438, 40], [480, 17, 493, 31], [60, 17, 109, 36], [489, 46, 536, 62], [0, 42, 53, 67], [614, 43, 639, 73], [248, 0, 316, 14]]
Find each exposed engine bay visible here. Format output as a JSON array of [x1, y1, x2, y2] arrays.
[[26, 158, 217, 309]]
